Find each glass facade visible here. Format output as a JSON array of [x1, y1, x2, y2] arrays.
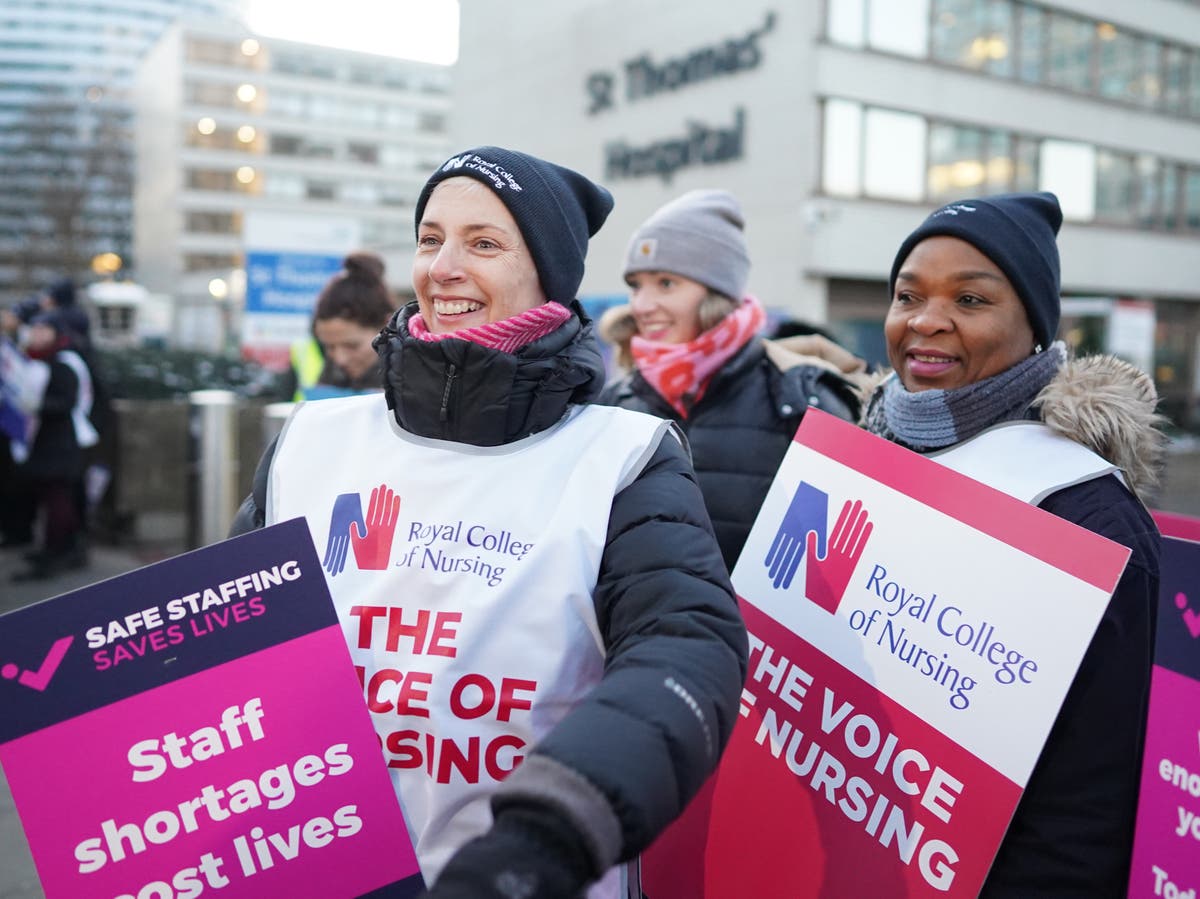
[[821, 97, 1200, 233], [828, 0, 1200, 118]]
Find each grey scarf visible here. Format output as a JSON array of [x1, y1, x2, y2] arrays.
[[864, 343, 1066, 451]]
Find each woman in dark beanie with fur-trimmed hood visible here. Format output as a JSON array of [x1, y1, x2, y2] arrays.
[[599, 189, 860, 571], [230, 147, 746, 899], [866, 191, 1163, 897]]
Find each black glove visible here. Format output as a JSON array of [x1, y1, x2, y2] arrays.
[[419, 803, 598, 899]]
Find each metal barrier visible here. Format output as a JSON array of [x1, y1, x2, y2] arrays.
[[187, 390, 239, 548]]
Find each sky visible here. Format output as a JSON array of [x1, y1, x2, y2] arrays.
[[244, 0, 460, 64]]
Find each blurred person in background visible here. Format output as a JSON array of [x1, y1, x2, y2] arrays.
[[1, 302, 38, 547], [598, 189, 860, 571], [286, 251, 397, 401], [865, 192, 1162, 897], [40, 276, 92, 351], [9, 309, 99, 580], [232, 147, 746, 898]]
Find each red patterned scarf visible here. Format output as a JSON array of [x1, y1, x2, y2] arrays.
[[409, 301, 572, 353], [631, 295, 766, 418]]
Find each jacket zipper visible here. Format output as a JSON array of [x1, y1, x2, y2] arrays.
[[439, 363, 458, 424]]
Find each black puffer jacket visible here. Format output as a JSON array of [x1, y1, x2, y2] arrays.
[[232, 301, 747, 896], [19, 351, 83, 480], [600, 337, 859, 571]]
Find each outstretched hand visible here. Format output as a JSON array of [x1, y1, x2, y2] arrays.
[[351, 483, 401, 570], [805, 499, 872, 613], [323, 492, 366, 576], [765, 481, 829, 590]]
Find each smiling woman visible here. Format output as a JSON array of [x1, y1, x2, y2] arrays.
[[231, 146, 748, 899], [244, 0, 459, 63], [863, 191, 1165, 899]]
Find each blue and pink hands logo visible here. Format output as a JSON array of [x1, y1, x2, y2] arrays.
[[323, 484, 401, 576], [765, 481, 873, 613]]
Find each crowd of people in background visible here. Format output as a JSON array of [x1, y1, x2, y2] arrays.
[[1, 142, 1167, 898]]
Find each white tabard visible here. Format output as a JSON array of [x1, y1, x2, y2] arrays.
[[267, 394, 669, 893], [930, 420, 1119, 504]]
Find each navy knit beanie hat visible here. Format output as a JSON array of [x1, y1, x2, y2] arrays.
[[888, 192, 1063, 350], [415, 146, 614, 304], [46, 276, 77, 308]]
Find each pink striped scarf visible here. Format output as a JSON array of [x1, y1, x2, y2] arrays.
[[408, 301, 572, 354], [631, 295, 766, 418]]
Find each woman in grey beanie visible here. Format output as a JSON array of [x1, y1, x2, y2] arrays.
[[599, 189, 860, 570]]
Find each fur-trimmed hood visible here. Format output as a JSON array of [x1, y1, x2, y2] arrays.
[[862, 354, 1167, 499], [1032, 354, 1167, 499]]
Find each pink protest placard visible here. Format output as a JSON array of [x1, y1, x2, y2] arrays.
[[0, 519, 422, 898], [1128, 528, 1200, 899], [644, 410, 1130, 898]]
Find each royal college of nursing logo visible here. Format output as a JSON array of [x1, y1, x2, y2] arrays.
[[322, 483, 401, 577], [764, 481, 873, 614]]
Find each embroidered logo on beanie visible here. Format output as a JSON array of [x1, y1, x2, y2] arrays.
[[623, 189, 750, 300], [888, 192, 1063, 349], [416, 146, 613, 303], [440, 153, 524, 192], [634, 239, 657, 261]]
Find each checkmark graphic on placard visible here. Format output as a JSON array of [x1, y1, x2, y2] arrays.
[[1, 636, 74, 692]]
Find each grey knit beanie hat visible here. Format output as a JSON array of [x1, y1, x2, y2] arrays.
[[623, 189, 750, 300]]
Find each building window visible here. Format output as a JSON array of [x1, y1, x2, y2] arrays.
[[829, 0, 1200, 119], [1191, 50, 1200, 118], [1096, 25, 1142, 104], [1134, 154, 1164, 228], [821, 96, 1200, 231], [1162, 164, 1181, 230], [263, 173, 304, 200], [927, 123, 1013, 202], [340, 181, 379, 204], [270, 134, 303, 155], [1093, 150, 1137, 225], [1012, 135, 1040, 191], [348, 142, 380, 165], [863, 108, 927, 201], [185, 81, 238, 109], [184, 252, 239, 272], [1046, 12, 1094, 94], [1039, 140, 1095, 219], [186, 168, 235, 191], [1163, 44, 1190, 114], [866, 0, 929, 57], [1015, 3, 1045, 83], [826, 0, 865, 47], [186, 211, 240, 234], [418, 111, 446, 133], [821, 99, 863, 196], [931, 0, 1014, 77], [306, 180, 336, 201], [1184, 168, 1200, 230]]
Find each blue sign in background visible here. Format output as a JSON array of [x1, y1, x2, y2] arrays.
[[244, 251, 344, 315]]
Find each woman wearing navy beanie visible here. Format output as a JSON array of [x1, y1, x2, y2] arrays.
[[865, 192, 1163, 896], [232, 147, 746, 898]]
